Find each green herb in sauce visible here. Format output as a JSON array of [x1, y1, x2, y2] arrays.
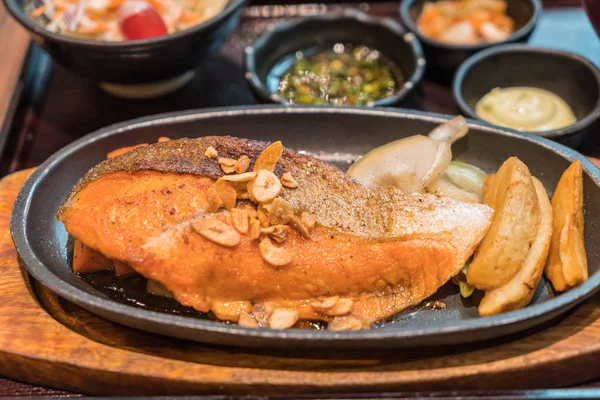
[[278, 44, 402, 106]]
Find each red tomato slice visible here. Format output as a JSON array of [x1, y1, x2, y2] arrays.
[[117, 0, 168, 40]]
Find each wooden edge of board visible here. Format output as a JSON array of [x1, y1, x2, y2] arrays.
[[0, 3, 30, 130], [0, 168, 599, 395]]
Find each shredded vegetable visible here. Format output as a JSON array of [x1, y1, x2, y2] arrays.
[[452, 262, 476, 298], [28, 0, 228, 41]]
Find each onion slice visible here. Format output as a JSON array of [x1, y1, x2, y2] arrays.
[[347, 135, 452, 193], [347, 116, 476, 197], [428, 115, 469, 144], [65, 0, 88, 31]]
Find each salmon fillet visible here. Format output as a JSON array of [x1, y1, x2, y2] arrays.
[[57, 136, 493, 329]]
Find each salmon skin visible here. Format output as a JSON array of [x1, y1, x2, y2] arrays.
[[57, 136, 493, 329]]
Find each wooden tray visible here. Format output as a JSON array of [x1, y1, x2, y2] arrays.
[[1, 168, 600, 396]]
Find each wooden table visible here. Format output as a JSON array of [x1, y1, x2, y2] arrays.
[[1, 0, 600, 397], [0, 8, 73, 393], [0, 1, 29, 130]]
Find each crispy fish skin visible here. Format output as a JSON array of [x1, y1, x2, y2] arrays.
[[57, 137, 493, 326]]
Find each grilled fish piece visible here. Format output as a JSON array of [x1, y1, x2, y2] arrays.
[[57, 136, 493, 328]]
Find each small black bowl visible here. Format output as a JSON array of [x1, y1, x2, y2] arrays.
[[399, 0, 542, 74], [453, 44, 600, 147], [3, 0, 247, 87], [244, 9, 426, 107]]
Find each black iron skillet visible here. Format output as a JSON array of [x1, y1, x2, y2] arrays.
[[10, 106, 600, 349]]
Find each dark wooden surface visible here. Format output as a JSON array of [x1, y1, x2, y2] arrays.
[[1, 0, 600, 397], [0, 169, 600, 397], [0, 0, 29, 131]]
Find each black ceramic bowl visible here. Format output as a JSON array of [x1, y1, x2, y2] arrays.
[[399, 0, 542, 74], [3, 0, 247, 86], [453, 45, 600, 147], [245, 9, 426, 107]]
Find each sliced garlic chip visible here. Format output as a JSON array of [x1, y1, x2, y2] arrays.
[[205, 146, 218, 159], [323, 298, 354, 316], [268, 308, 299, 329], [191, 218, 241, 247], [238, 311, 259, 328], [235, 155, 251, 174], [218, 157, 237, 174], [281, 172, 299, 189], [259, 237, 293, 266], [252, 170, 282, 203], [328, 316, 364, 331], [231, 208, 249, 234], [269, 197, 294, 225], [220, 171, 257, 182], [311, 296, 340, 312]]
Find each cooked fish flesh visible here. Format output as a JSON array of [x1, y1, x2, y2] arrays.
[[57, 136, 493, 329]]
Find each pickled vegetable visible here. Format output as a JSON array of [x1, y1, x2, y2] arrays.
[[417, 0, 514, 45]]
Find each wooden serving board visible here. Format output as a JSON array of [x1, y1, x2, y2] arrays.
[[1, 168, 600, 396]]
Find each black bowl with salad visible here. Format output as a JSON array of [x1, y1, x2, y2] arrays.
[[3, 0, 247, 89], [245, 9, 426, 107]]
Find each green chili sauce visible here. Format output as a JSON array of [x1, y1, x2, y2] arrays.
[[278, 44, 403, 106]]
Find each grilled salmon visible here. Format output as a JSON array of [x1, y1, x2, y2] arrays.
[[57, 136, 493, 329]]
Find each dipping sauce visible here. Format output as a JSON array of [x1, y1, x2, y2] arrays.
[[278, 44, 402, 106], [417, 0, 514, 45], [475, 87, 577, 132]]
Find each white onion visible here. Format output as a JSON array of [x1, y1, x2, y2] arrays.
[[428, 115, 469, 144], [65, 0, 88, 31], [347, 135, 452, 193], [444, 161, 487, 197], [347, 117, 481, 199], [426, 177, 481, 203]]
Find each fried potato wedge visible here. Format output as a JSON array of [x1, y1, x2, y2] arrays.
[[467, 157, 540, 290], [545, 161, 588, 291], [478, 177, 552, 316]]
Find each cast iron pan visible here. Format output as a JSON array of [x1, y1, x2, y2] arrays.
[[11, 106, 600, 349]]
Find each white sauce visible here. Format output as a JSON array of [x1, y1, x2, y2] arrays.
[[475, 87, 577, 132]]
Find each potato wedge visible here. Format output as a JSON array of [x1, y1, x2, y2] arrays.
[[545, 161, 588, 291], [478, 177, 552, 316], [467, 157, 540, 290], [114, 260, 136, 277], [72, 240, 113, 273]]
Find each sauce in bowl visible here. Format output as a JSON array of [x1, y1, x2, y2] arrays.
[[277, 44, 403, 106], [475, 87, 577, 132]]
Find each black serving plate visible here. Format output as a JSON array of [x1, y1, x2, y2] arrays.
[[11, 106, 600, 349]]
